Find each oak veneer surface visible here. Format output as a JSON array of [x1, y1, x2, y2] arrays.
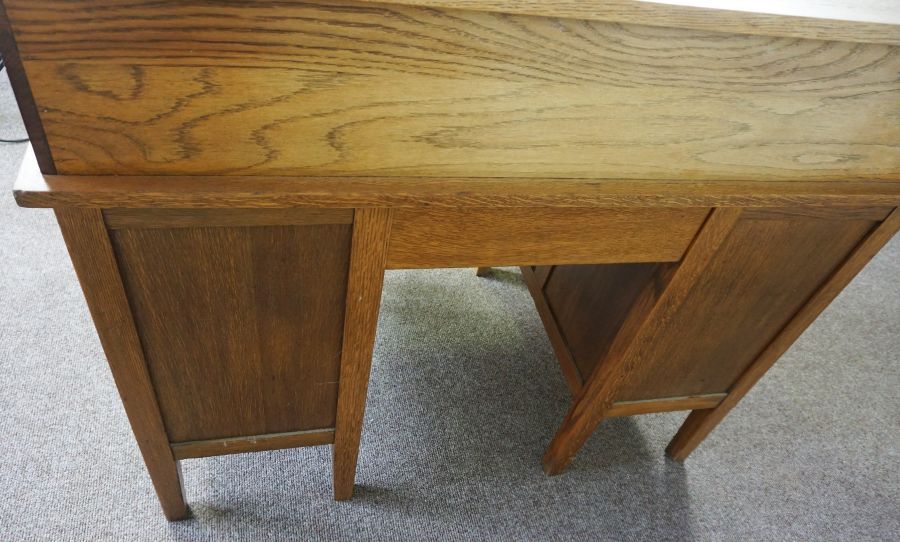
[[613, 212, 881, 401], [3, 1, 899, 180], [357, 1, 900, 44], [387, 207, 707, 269], [543, 263, 670, 382], [111, 222, 352, 442]]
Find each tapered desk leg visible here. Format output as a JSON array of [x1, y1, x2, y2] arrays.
[[55, 208, 189, 521], [542, 208, 742, 475], [666, 208, 900, 460], [333, 208, 393, 500]]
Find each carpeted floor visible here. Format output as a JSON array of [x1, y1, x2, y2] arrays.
[[0, 70, 897, 541]]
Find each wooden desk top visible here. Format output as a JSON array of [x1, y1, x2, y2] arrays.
[[2, 0, 899, 184], [361, 1, 900, 45]]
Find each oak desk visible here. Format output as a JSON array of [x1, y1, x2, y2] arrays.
[[4, 0, 899, 521]]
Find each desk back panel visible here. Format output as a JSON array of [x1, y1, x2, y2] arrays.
[[529, 207, 891, 403], [108, 213, 352, 443], [3, 0, 898, 181]]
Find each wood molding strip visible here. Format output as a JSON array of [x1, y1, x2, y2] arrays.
[[54, 208, 187, 520], [0, 8, 55, 173], [606, 394, 726, 418], [103, 208, 353, 230], [13, 147, 900, 210], [666, 207, 900, 460], [171, 429, 335, 460]]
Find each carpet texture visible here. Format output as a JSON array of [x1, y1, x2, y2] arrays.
[[0, 70, 898, 541]]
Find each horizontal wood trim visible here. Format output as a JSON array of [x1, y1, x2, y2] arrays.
[[103, 208, 353, 230], [171, 429, 335, 460], [357, 1, 900, 46], [740, 206, 895, 222], [14, 148, 900, 210], [606, 394, 727, 418], [386, 207, 708, 269]]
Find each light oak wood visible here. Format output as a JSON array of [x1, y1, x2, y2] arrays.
[[666, 207, 900, 460], [606, 394, 727, 418], [333, 208, 393, 501], [357, 1, 900, 45], [111, 222, 352, 442], [4, 0, 898, 520], [54, 208, 188, 521], [387, 207, 707, 269], [104, 208, 353, 230], [172, 429, 335, 460], [14, 148, 900, 210], [4, 1, 898, 180], [542, 208, 742, 475]]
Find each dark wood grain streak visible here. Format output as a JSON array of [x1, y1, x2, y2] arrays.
[[54, 208, 187, 520], [0, 2, 55, 173]]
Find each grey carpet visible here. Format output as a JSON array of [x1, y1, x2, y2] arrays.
[[0, 69, 897, 541]]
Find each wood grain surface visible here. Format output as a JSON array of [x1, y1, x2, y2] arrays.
[[4, 0, 898, 180], [104, 208, 353, 230], [55, 208, 188, 520], [613, 212, 878, 401], [666, 207, 900, 460], [387, 207, 707, 268], [171, 429, 335, 460], [356, 1, 900, 45], [111, 222, 352, 442], [333, 208, 393, 501], [541, 208, 743, 475], [542, 263, 674, 383]]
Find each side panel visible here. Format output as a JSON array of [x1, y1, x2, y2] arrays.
[[615, 210, 882, 401], [109, 213, 352, 442]]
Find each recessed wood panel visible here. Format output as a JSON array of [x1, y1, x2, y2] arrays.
[[5, 0, 898, 180], [614, 214, 878, 401], [387, 207, 707, 268], [110, 222, 351, 442], [544, 263, 671, 382]]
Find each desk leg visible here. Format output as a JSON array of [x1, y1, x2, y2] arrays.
[[666, 207, 900, 460], [333, 208, 393, 500], [541, 208, 742, 475], [55, 209, 189, 521]]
